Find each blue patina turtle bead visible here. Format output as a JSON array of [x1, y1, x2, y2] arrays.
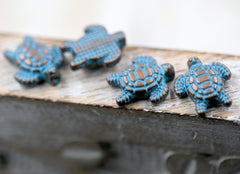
[[107, 56, 175, 106], [61, 25, 126, 70], [174, 57, 232, 116], [4, 36, 64, 86]]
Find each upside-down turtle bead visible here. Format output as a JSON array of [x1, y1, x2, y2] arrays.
[[61, 25, 126, 70]]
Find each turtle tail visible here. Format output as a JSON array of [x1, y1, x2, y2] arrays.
[[107, 73, 121, 87], [4, 50, 16, 64]]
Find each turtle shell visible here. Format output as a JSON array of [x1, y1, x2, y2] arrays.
[[15, 43, 53, 72], [186, 64, 223, 100], [119, 63, 162, 94]]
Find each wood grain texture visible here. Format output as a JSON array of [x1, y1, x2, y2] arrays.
[[0, 33, 239, 122]]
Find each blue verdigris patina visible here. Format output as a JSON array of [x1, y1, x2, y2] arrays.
[[61, 25, 126, 70], [174, 57, 232, 116], [4, 36, 64, 86], [107, 56, 175, 105]]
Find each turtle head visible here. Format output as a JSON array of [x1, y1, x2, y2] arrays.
[[44, 66, 60, 86], [23, 36, 36, 47], [161, 63, 175, 82], [187, 57, 201, 68]]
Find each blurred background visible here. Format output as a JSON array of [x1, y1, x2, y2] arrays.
[[0, 0, 240, 55]]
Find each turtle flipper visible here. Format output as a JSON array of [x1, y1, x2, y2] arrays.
[[71, 48, 108, 69], [4, 50, 15, 64], [211, 62, 231, 80], [60, 41, 75, 52], [84, 25, 108, 35], [132, 56, 157, 65], [218, 90, 232, 107], [116, 91, 135, 106], [52, 45, 64, 68], [70, 56, 88, 70], [174, 74, 188, 98], [15, 71, 41, 85], [150, 83, 169, 102], [195, 101, 207, 117], [104, 46, 121, 67], [111, 31, 126, 48], [107, 73, 121, 87]]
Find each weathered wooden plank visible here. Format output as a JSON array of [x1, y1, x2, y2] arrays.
[[0, 33, 239, 121]]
